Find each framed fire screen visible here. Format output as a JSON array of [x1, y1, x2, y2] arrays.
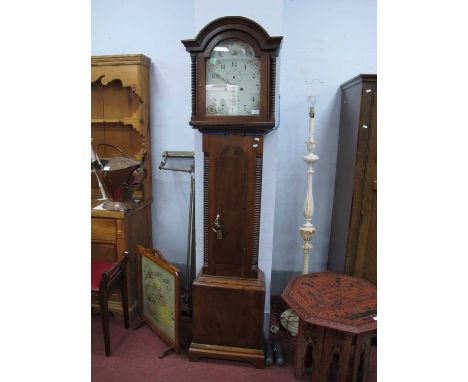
[[136, 245, 180, 353]]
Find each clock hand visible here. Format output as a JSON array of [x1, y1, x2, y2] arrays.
[[212, 71, 233, 85]]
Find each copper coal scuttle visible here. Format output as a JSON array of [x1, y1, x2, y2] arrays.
[[91, 143, 146, 211]]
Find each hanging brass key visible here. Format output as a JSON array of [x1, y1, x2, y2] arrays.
[[212, 213, 223, 240]]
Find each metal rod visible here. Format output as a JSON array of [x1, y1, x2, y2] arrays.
[[96, 143, 130, 159], [159, 166, 194, 173], [185, 173, 194, 298], [190, 175, 196, 288], [158, 150, 196, 312], [159, 150, 195, 173], [162, 150, 195, 159]]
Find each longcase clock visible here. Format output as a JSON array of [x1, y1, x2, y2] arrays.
[[182, 16, 282, 368]]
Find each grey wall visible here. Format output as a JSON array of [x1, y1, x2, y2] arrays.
[[92, 0, 196, 264], [92, 0, 376, 300], [271, 0, 377, 294]]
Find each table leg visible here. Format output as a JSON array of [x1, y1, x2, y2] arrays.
[[360, 333, 372, 382], [310, 326, 326, 381], [337, 333, 353, 381], [294, 320, 307, 380]]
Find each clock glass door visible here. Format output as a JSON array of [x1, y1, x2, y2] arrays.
[[205, 39, 261, 116]]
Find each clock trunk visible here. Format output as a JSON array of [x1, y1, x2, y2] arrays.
[[203, 134, 263, 278]]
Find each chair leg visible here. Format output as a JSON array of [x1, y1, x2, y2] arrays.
[[99, 290, 111, 357], [121, 272, 130, 329]]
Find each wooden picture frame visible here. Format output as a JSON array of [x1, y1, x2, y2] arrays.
[[136, 244, 180, 353]]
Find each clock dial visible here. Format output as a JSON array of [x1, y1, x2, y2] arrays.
[[205, 39, 261, 116]]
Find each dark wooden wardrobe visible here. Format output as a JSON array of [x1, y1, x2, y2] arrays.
[[328, 74, 377, 285]]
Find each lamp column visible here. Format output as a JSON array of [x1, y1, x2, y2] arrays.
[[300, 96, 319, 274]]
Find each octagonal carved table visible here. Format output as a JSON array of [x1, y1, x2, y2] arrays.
[[282, 272, 376, 381]]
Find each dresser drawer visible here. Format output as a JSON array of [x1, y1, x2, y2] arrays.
[[91, 218, 116, 241]]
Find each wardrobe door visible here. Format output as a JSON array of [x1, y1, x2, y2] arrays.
[[350, 81, 377, 285]]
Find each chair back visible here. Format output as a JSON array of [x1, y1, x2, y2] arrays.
[[98, 252, 129, 292]]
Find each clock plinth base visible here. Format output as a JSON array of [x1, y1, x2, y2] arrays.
[[189, 342, 264, 369], [190, 271, 265, 368]]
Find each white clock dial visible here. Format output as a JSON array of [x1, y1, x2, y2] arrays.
[[205, 39, 261, 116]]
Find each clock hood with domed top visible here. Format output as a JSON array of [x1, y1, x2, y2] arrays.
[[182, 16, 282, 133]]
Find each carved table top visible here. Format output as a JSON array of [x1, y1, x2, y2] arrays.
[[281, 272, 376, 334]]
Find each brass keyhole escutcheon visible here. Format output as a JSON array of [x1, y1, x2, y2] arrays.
[[212, 213, 223, 239]]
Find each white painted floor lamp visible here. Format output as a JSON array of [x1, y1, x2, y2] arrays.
[[280, 96, 319, 335], [300, 96, 319, 274]]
